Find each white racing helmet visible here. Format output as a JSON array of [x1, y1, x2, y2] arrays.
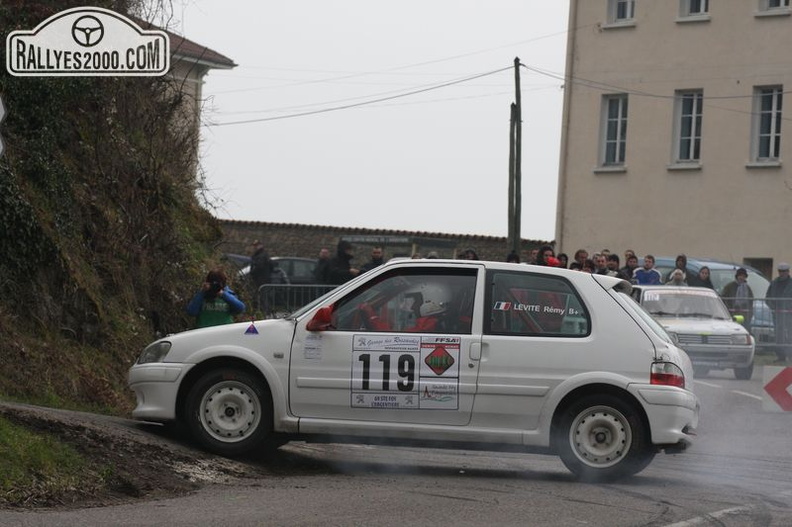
[[412, 283, 451, 317]]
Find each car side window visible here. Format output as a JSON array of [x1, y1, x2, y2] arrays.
[[333, 268, 477, 334], [486, 271, 590, 337]]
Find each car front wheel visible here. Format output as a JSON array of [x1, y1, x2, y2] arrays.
[[555, 394, 655, 482], [734, 362, 754, 380], [185, 368, 273, 456]]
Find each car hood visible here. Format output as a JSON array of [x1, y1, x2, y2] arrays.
[[159, 318, 296, 362], [654, 317, 749, 335]]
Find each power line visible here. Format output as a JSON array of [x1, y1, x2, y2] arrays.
[[205, 66, 513, 127]]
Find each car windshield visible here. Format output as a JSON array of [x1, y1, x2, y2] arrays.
[[641, 289, 732, 320]]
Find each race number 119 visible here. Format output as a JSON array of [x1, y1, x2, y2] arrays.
[[353, 352, 416, 392]]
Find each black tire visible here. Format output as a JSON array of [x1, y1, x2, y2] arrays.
[[554, 394, 655, 482], [693, 366, 710, 378], [734, 362, 754, 380], [185, 368, 273, 457]]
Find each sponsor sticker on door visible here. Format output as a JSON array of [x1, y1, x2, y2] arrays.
[[6, 7, 170, 76]]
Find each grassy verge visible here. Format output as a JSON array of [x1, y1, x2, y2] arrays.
[[0, 415, 103, 507]]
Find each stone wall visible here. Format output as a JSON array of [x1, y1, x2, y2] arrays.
[[218, 220, 552, 263]]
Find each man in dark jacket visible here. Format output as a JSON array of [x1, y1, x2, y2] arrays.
[[360, 246, 385, 274], [766, 263, 792, 362], [327, 240, 360, 285], [249, 240, 272, 288], [314, 247, 331, 284]]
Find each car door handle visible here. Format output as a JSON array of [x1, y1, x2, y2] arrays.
[[469, 342, 481, 361]]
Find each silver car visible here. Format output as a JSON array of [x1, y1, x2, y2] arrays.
[[632, 285, 755, 379]]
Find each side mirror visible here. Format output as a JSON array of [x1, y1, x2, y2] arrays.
[[307, 305, 334, 332], [733, 314, 745, 324]]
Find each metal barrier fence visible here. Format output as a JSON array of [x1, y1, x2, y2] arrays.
[[256, 283, 337, 318], [720, 296, 792, 353]]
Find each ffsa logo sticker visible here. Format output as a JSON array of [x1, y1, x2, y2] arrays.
[[6, 6, 170, 76]]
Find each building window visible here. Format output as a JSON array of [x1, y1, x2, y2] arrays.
[[674, 91, 703, 162], [754, 87, 783, 161], [684, 0, 709, 15], [767, 0, 790, 8], [602, 95, 628, 166], [609, 0, 635, 22]]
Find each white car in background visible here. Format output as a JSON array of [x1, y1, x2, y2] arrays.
[[632, 285, 755, 380], [129, 260, 699, 482]]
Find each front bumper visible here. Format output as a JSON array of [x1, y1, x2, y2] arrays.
[[680, 344, 754, 369], [128, 362, 194, 421]]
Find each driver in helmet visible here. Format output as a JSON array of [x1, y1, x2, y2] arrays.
[[406, 299, 446, 332]]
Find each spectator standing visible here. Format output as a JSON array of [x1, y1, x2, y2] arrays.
[[535, 245, 555, 266], [526, 248, 539, 264], [249, 240, 273, 289], [721, 268, 753, 328], [557, 253, 569, 268], [606, 254, 620, 277], [186, 269, 245, 328], [666, 254, 693, 284], [667, 269, 687, 286], [462, 248, 479, 260], [360, 246, 386, 273], [570, 249, 589, 270], [314, 247, 331, 284], [766, 263, 792, 362], [619, 254, 639, 282], [593, 254, 609, 275], [633, 255, 663, 285], [688, 266, 715, 289], [327, 240, 360, 285]]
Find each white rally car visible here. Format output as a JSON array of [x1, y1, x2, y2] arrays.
[[129, 259, 699, 481]]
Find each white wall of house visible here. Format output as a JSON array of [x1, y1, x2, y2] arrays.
[[557, 0, 792, 276]]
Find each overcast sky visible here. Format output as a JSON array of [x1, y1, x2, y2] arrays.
[[176, 1, 569, 241]]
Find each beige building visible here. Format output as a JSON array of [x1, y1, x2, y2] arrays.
[[556, 0, 792, 277]]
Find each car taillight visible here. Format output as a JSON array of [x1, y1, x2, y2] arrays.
[[651, 361, 685, 389]]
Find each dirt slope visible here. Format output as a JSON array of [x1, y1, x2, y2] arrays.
[[0, 402, 257, 510]]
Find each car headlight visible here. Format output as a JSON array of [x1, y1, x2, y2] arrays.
[[732, 334, 752, 345], [137, 341, 172, 364]]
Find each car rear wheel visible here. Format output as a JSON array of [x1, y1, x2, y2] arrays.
[[185, 368, 273, 456], [734, 362, 754, 380], [555, 394, 655, 482]]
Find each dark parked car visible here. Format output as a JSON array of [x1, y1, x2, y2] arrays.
[[236, 257, 326, 315]]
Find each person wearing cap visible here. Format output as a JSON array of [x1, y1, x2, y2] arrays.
[[721, 268, 754, 329], [766, 263, 792, 362]]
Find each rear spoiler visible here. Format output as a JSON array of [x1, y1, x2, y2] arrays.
[[591, 273, 633, 295]]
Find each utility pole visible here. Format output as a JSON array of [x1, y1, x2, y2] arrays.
[[507, 57, 522, 255]]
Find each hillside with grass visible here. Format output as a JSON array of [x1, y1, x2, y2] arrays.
[[0, 0, 223, 415]]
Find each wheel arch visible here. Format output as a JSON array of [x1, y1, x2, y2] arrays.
[[549, 383, 651, 450], [175, 357, 273, 423]]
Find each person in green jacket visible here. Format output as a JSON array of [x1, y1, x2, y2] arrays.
[[186, 269, 246, 328]]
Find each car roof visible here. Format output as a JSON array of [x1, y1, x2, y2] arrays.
[[634, 285, 718, 294], [652, 256, 766, 275]]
